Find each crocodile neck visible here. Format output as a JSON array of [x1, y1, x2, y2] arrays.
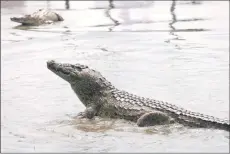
[[70, 76, 115, 107]]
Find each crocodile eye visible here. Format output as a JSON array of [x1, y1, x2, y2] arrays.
[[76, 67, 82, 71], [71, 65, 82, 71]]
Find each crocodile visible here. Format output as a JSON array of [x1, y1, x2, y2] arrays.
[[47, 60, 230, 132], [10, 9, 64, 26]]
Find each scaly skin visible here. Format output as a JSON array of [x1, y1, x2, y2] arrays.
[[47, 60, 229, 132], [10, 9, 64, 26]]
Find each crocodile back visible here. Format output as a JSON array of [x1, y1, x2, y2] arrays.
[[111, 89, 229, 131]]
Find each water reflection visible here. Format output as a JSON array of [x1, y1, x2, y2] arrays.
[[165, 0, 208, 49], [4, 1, 210, 33], [89, 1, 209, 32], [169, 1, 179, 36], [46, 1, 50, 9], [166, 0, 184, 50], [191, 0, 202, 5], [65, 0, 70, 9], [105, 0, 120, 32], [169, 0, 207, 32]]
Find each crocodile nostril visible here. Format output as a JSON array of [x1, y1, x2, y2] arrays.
[[47, 60, 55, 65], [47, 60, 57, 70]]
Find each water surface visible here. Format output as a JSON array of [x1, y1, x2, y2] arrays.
[[1, 1, 229, 152]]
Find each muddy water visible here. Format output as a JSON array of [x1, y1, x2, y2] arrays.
[[1, 1, 229, 153]]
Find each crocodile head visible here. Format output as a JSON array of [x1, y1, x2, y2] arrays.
[[47, 60, 114, 105], [47, 60, 90, 83], [10, 9, 63, 26], [10, 15, 42, 26]]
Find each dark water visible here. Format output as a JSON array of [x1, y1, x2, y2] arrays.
[[1, 1, 229, 152]]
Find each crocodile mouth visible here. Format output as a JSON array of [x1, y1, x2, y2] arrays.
[[10, 17, 24, 22], [47, 60, 70, 75], [10, 16, 39, 26]]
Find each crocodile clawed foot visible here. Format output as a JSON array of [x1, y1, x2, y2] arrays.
[[75, 112, 87, 119], [44, 20, 54, 24], [75, 106, 97, 120]]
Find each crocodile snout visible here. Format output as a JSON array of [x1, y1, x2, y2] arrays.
[[47, 60, 56, 69], [47, 60, 55, 65], [10, 17, 19, 22]]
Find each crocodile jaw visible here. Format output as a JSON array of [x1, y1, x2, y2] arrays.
[[47, 60, 76, 83], [10, 17, 40, 26]]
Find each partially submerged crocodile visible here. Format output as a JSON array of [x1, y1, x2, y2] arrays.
[[47, 60, 230, 132], [10, 9, 64, 26]]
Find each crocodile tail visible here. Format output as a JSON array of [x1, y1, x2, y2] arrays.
[[149, 99, 230, 131], [56, 13, 64, 21], [176, 112, 230, 132]]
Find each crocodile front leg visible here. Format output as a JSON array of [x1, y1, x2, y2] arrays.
[[137, 111, 175, 127], [77, 106, 98, 119]]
